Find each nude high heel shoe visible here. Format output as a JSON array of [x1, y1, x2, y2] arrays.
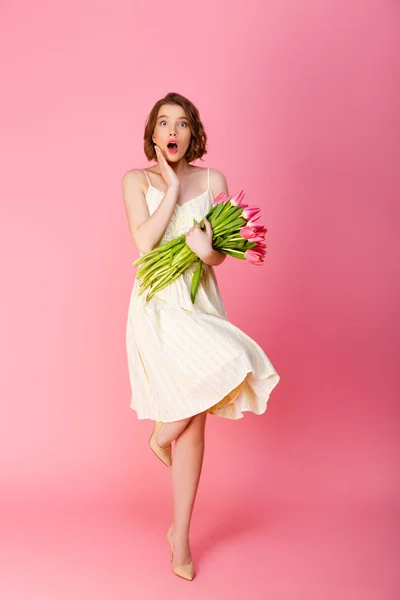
[[166, 524, 195, 581], [149, 421, 172, 467]]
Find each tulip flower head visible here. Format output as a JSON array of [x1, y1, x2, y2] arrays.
[[242, 206, 261, 222], [245, 249, 265, 265], [229, 190, 247, 208], [213, 192, 231, 205]]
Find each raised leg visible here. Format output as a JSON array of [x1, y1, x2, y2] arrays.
[[156, 417, 192, 448]]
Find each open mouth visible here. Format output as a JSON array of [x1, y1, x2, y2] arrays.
[[167, 141, 178, 153]]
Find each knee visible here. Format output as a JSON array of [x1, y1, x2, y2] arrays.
[[188, 412, 207, 445]]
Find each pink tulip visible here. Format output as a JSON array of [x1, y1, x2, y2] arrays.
[[253, 243, 267, 256], [230, 190, 247, 207], [245, 249, 265, 265], [249, 243, 267, 257], [213, 192, 231, 205], [240, 227, 266, 243], [247, 215, 262, 226], [253, 225, 267, 234], [242, 206, 261, 222], [240, 227, 255, 239]]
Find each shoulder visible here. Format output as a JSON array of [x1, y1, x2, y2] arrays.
[[208, 168, 227, 184], [122, 168, 146, 186], [122, 169, 148, 199], [208, 168, 229, 195]]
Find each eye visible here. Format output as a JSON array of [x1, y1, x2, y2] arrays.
[[160, 120, 167, 126], [180, 122, 188, 127]]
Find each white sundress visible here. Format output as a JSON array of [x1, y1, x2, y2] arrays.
[[125, 167, 280, 422]]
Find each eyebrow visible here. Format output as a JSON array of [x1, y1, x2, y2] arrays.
[[158, 115, 188, 120]]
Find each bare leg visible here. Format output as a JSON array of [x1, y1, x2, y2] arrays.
[[156, 417, 192, 448], [170, 410, 207, 567]]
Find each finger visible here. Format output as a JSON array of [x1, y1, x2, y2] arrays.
[[155, 145, 165, 160]]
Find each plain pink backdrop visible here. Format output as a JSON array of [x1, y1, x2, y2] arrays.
[[0, 0, 398, 598]]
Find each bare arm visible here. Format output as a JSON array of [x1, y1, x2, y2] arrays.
[[122, 170, 180, 254], [201, 169, 229, 266], [202, 246, 227, 266]]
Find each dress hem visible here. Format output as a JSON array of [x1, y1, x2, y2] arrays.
[[129, 368, 280, 423]]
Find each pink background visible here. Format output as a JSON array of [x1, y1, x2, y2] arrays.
[[0, 0, 398, 598]]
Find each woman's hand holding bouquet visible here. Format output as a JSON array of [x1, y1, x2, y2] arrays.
[[133, 185, 268, 303]]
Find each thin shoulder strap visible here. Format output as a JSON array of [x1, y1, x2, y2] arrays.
[[207, 167, 210, 189], [142, 169, 151, 186]]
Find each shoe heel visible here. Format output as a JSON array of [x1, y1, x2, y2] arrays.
[[167, 525, 173, 561], [149, 421, 172, 467], [166, 524, 195, 581]]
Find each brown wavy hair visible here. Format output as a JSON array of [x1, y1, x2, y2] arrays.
[[143, 92, 208, 163]]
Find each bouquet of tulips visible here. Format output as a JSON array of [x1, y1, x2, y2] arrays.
[[133, 190, 267, 303]]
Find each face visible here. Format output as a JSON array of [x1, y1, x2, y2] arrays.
[[152, 104, 191, 161]]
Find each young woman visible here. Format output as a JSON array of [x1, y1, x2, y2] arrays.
[[122, 92, 280, 580]]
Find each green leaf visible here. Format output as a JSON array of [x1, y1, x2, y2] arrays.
[[209, 202, 224, 222], [190, 260, 203, 304]]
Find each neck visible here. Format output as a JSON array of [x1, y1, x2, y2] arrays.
[[155, 157, 191, 176]]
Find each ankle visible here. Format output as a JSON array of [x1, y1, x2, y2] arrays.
[[171, 523, 190, 538]]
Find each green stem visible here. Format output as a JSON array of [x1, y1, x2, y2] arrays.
[[219, 248, 247, 259]]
